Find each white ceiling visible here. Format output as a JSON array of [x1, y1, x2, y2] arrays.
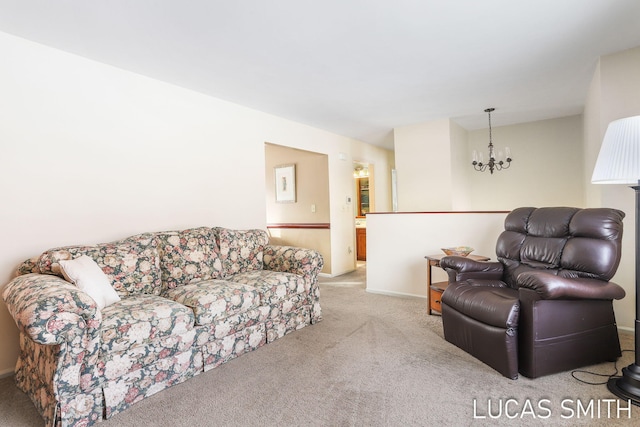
[[2, 1, 640, 149]]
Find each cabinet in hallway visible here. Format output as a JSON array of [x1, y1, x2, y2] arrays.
[[356, 227, 366, 261]]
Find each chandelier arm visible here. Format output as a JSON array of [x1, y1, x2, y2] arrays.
[[472, 161, 488, 172]]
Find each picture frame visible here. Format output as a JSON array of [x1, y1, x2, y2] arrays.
[[275, 163, 296, 203]]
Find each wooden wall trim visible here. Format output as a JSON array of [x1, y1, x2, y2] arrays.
[[366, 211, 510, 215], [266, 223, 331, 229]]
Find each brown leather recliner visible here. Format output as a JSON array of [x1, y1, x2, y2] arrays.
[[439, 207, 626, 379]]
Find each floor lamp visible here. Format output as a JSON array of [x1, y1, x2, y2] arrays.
[[592, 115, 640, 405]]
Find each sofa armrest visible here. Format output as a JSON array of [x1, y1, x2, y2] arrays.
[[517, 271, 626, 301], [263, 245, 324, 323], [439, 256, 504, 282], [263, 245, 324, 281], [2, 273, 102, 345]]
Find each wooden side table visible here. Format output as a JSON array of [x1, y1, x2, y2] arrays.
[[425, 254, 490, 315]]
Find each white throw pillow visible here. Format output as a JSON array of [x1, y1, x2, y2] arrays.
[[59, 255, 121, 309]]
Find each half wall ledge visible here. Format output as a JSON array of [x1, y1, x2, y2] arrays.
[[366, 211, 509, 298]]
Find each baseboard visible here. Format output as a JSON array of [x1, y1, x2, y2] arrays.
[[618, 325, 634, 334], [318, 270, 356, 278], [366, 288, 426, 299], [0, 368, 14, 379]]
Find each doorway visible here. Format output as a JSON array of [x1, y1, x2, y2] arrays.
[[353, 161, 374, 262]]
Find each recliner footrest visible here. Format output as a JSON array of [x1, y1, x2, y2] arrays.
[[442, 302, 519, 380]]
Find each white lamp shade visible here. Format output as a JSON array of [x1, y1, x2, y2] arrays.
[[592, 115, 640, 184]]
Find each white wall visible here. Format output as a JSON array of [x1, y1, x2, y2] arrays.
[[584, 46, 640, 331], [0, 32, 383, 374], [450, 121, 471, 210], [584, 62, 603, 208], [366, 212, 507, 297], [466, 115, 584, 210], [394, 119, 453, 211], [393, 116, 585, 212]]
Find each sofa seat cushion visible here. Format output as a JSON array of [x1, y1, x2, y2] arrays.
[[228, 270, 307, 304], [442, 280, 520, 329], [162, 280, 261, 326], [100, 294, 195, 353]]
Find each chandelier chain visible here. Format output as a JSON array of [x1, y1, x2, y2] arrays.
[[487, 108, 493, 147]]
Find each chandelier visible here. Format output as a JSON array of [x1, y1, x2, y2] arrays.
[[472, 108, 512, 174]]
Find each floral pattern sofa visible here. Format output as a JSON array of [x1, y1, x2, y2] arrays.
[[2, 227, 323, 426]]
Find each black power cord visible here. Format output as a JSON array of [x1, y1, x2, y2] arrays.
[[571, 349, 634, 385]]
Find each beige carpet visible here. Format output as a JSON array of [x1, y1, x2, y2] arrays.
[[1, 263, 637, 426]]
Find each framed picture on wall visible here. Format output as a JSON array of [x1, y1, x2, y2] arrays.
[[275, 164, 296, 203]]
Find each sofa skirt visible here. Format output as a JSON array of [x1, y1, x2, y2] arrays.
[[202, 323, 266, 371], [14, 300, 319, 426], [266, 305, 311, 343], [103, 346, 203, 418]]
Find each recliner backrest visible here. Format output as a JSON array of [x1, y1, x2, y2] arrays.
[[496, 207, 625, 288]]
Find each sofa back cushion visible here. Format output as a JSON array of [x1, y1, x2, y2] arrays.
[[217, 228, 269, 276], [35, 235, 162, 296], [156, 227, 223, 291], [19, 226, 271, 294], [496, 207, 625, 288], [58, 255, 122, 308], [15, 256, 41, 276]]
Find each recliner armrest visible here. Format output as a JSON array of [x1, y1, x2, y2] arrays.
[[517, 271, 626, 300], [439, 256, 504, 282]]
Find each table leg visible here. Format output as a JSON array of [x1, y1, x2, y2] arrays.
[[427, 261, 433, 315]]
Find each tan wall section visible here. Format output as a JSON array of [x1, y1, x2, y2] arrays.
[[265, 143, 331, 274], [268, 228, 332, 274]]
